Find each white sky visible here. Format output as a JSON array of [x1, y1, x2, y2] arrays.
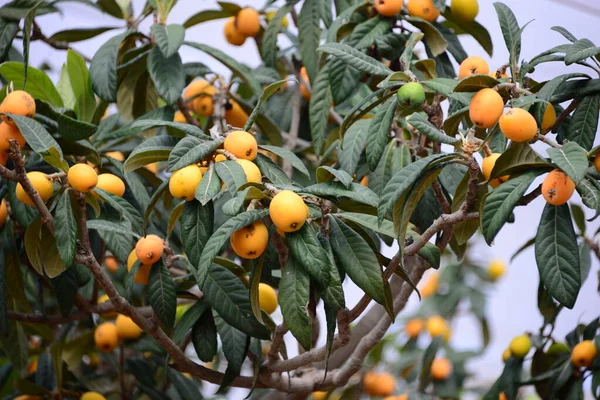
[[24, 0, 600, 398]]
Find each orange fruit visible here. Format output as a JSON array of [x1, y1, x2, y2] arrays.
[[231, 220, 269, 259], [499, 108, 538, 142], [225, 100, 249, 128], [405, 318, 424, 339], [360, 176, 369, 186], [127, 250, 152, 285], [235, 8, 261, 37], [94, 322, 119, 353], [541, 169, 575, 206], [420, 271, 438, 297], [595, 155, 600, 173], [459, 56, 489, 79], [0, 122, 26, 151], [0, 200, 7, 229], [0, 90, 36, 124], [135, 234, 164, 264], [481, 153, 508, 188], [68, 163, 98, 193], [224, 130, 258, 160], [269, 190, 307, 233], [224, 16, 246, 46], [406, 0, 440, 22], [300, 67, 311, 99], [173, 111, 187, 123], [509, 334, 531, 358], [469, 88, 504, 129], [374, 0, 403, 17], [258, 283, 278, 314], [115, 314, 142, 339], [426, 316, 449, 339], [571, 340, 597, 368], [96, 174, 126, 197], [81, 393, 107, 400], [430, 358, 452, 380], [236, 159, 262, 183], [541, 103, 557, 133], [16, 171, 53, 206], [169, 164, 203, 201], [184, 80, 217, 117], [106, 151, 124, 161], [104, 256, 119, 273], [362, 372, 396, 397]]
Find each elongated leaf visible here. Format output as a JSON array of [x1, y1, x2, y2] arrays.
[[409, 112, 459, 145], [329, 57, 362, 106], [54, 190, 78, 266], [339, 119, 369, 175], [169, 369, 202, 400], [65, 50, 96, 122], [0, 20, 18, 62], [168, 137, 222, 172], [147, 46, 185, 105], [184, 41, 261, 96], [51, 269, 77, 317], [8, 114, 68, 171], [279, 256, 312, 351], [262, 5, 292, 67], [287, 223, 331, 287], [203, 265, 270, 339], [442, 9, 493, 56], [196, 210, 268, 287], [366, 98, 397, 170], [490, 142, 549, 179], [24, 217, 44, 275], [454, 74, 499, 92], [254, 154, 290, 186], [565, 39, 600, 65], [191, 306, 218, 362], [565, 95, 599, 151], [214, 313, 249, 391], [547, 142, 589, 184], [124, 135, 178, 172], [181, 200, 213, 267], [183, 9, 232, 28], [298, 0, 321, 83], [149, 262, 177, 330], [405, 17, 447, 57], [303, 182, 379, 208], [421, 77, 458, 96], [195, 165, 221, 205], [401, 32, 424, 67], [329, 216, 385, 306], [172, 301, 208, 345], [129, 119, 209, 139], [482, 172, 538, 245], [551, 26, 577, 42], [326, 2, 366, 43], [319, 43, 392, 76], [49, 26, 117, 43], [316, 166, 352, 188], [259, 145, 309, 177], [418, 336, 443, 391], [309, 63, 332, 154], [535, 203, 581, 308], [493, 2, 522, 63], [90, 31, 131, 102], [215, 160, 247, 196], [244, 79, 291, 131], [41, 226, 67, 278], [151, 24, 185, 58], [94, 189, 143, 234]]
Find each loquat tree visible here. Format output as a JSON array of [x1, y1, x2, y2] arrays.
[[0, 0, 598, 399]]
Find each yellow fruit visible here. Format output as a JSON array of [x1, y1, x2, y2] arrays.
[[312, 392, 328, 400], [269, 190, 307, 233], [481, 153, 508, 188], [94, 322, 119, 353], [509, 334, 531, 358], [499, 108, 538, 142], [405, 318, 424, 339], [173, 111, 187, 123], [502, 347, 511, 363], [230, 220, 269, 259], [258, 283, 278, 314], [499, 393, 507, 400], [225, 100, 249, 128], [571, 340, 598, 368], [127, 249, 153, 285], [374, 0, 403, 17], [16, 171, 53, 206], [13, 396, 41, 400], [0, 90, 36, 124], [426, 316, 449, 338], [595, 155, 600, 173], [106, 151, 125, 162], [96, 173, 126, 197], [300, 67, 311, 99], [105, 256, 119, 273], [135, 234, 164, 264], [469, 88, 504, 129], [27, 357, 38, 374], [215, 154, 227, 162], [224, 17, 246, 46], [81, 392, 107, 400], [266, 10, 289, 28], [169, 164, 203, 201], [360, 176, 369, 186], [224, 130, 258, 160], [542, 169, 575, 206], [97, 294, 117, 319], [488, 259, 506, 280], [0, 122, 26, 152], [459, 56, 489, 79], [235, 8, 261, 37], [184, 80, 217, 117], [541, 103, 557, 133], [451, 0, 479, 22], [237, 159, 262, 183], [146, 162, 158, 174], [362, 372, 396, 397], [176, 304, 191, 322], [68, 163, 98, 193], [430, 358, 452, 380], [420, 271, 439, 297], [115, 314, 142, 340], [0, 200, 7, 229], [406, 0, 440, 22]]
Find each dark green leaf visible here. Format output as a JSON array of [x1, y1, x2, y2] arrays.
[[418, 336, 443, 391], [298, 0, 321, 83], [318, 43, 393, 76], [54, 190, 78, 266], [151, 24, 185, 58], [65, 50, 96, 122], [195, 165, 221, 205], [493, 2, 522, 63], [366, 98, 397, 170], [50, 269, 77, 317], [565, 95, 599, 151], [409, 112, 459, 145], [490, 142, 549, 179], [309, 63, 332, 154], [262, 5, 292, 67], [259, 145, 309, 177], [124, 135, 178, 172], [168, 137, 222, 172], [94, 189, 143, 234], [405, 17, 447, 57], [168, 369, 203, 400], [90, 31, 131, 102], [279, 256, 312, 350], [181, 200, 213, 267], [316, 166, 352, 187], [215, 160, 247, 196], [339, 119, 369, 175], [183, 9, 232, 28], [147, 46, 185, 105], [214, 313, 249, 391], [454, 74, 499, 92], [244, 79, 292, 132], [48, 26, 117, 43], [547, 142, 589, 184], [401, 32, 424, 67], [287, 223, 331, 287], [565, 39, 600, 65], [303, 182, 379, 208], [191, 305, 218, 362], [149, 262, 177, 330]]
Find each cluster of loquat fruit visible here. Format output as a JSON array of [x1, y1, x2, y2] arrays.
[[374, 0, 478, 23]]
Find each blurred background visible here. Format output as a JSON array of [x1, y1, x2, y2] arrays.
[[24, 0, 600, 397]]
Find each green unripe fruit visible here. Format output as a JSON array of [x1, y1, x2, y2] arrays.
[[397, 82, 426, 111], [547, 342, 570, 355]]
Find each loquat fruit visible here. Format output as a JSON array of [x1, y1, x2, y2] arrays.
[[96, 174, 126, 197], [173, 111, 187, 123], [0, 90, 36, 124], [451, 0, 479, 22], [374, 0, 403, 17], [499, 108, 538, 142], [509, 334, 531, 358], [16, 171, 53, 206], [541, 169, 575, 206], [106, 151, 124, 162], [127, 249, 152, 285], [481, 153, 508, 188], [235, 8, 261, 37], [362, 371, 396, 397], [169, 164, 203, 201], [502, 347, 511, 363], [258, 283, 278, 314], [224, 130, 258, 160], [405, 318, 424, 339], [236, 159, 262, 183], [81, 393, 107, 400], [541, 103, 557, 133], [266, 10, 289, 28], [184, 80, 217, 117], [231, 220, 269, 259], [225, 100, 249, 128], [0, 200, 7, 229], [469, 88, 504, 129], [224, 17, 246, 46], [94, 322, 119, 353], [104, 256, 119, 273], [595, 155, 600, 173], [97, 294, 117, 319], [420, 271, 438, 297], [68, 163, 98, 193], [459, 56, 489, 79], [0, 122, 26, 152], [300, 67, 311, 99], [115, 314, 143, 340], [430, 358, 452, 380], [269, 190, 307, 233], [571, 340, 597, 368], [426, 315, 449, 338], [488, 259, 506, 280], [406, 0, 440, 22], [135, 234, 164, 264]]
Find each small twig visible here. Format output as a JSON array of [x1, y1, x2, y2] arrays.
[[31, 20, 91, 62], [551, 99, 578, 133], [534, 133, 561, 148], [176, 98, 201, 127]]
